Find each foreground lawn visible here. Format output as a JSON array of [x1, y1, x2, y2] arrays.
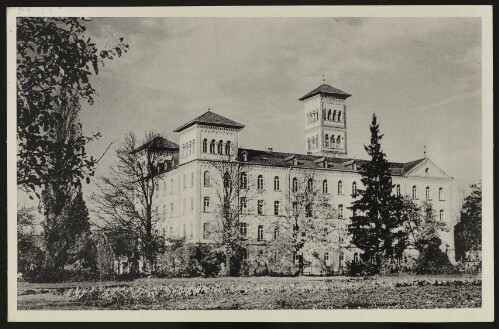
[[17, 275, 481, 310]]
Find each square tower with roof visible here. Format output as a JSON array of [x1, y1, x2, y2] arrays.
[[299, 83, 351, 158]]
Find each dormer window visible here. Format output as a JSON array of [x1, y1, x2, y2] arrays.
[[293, 158, 298, 166], [241, 151, 248, 162]]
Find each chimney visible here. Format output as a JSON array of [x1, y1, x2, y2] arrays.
[[267, 147, 273, 152]]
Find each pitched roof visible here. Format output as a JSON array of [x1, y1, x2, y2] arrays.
[[403, 158, 427, 173], [131, 136, 178, 154], [237, 148, 424, 176], [173, 110, 245, 132], [299, 83, 352, 101]]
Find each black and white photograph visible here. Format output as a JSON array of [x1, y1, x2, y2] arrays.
[[6, 6, 493, 323]]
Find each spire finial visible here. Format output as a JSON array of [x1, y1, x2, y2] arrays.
[[208, 107, 210, 111], [322, 74, 326, 83], [424, 145, 427, 158]]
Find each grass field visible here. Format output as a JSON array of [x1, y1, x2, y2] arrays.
[[17, 275, 481, 310]]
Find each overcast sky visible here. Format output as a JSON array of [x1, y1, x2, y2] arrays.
[[74, 17, 481, 212]]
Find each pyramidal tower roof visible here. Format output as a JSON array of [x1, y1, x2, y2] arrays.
[[299, 83, 351, 101], [174, 110, 245, 132]]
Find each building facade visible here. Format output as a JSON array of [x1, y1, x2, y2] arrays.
[[148, 83, 455, 274]]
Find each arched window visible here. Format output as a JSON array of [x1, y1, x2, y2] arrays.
[[396, 184, 401, 197], [323, 108, 327, 120], [242, 151, 248, 162], [354, 252, 359, 263], [325, 134, 329, 148], [217, 140, 223, 154], [331, 135, 336, 148], [292, 177, 298, 192], [315, 135, 319, 149], [163, 182, 166, 193], [257, 175, 264, 190], [333, 110, 337, 121], [412, 185, 417, 199], [210, 139, 216, 153], [338, 204, 344, 219], [324, 252, 329, 264], [338, 111, 342, 121], [257, 225, 264, 241], [338, 180, 343, 194], [240, 172, 247, 189], [439, 187, 444, 200], [202, 138, 208, 153], [274, 201, 280, 215], [223, 171, 230, 187], [307, 138, 311, 150], [337, 135, 341, 149], [192, 140, 195, 153], [274, 226, 279, 239], [182, 144, 185, 156], [307, 178, 313, 191], [328, 109, 332, 120], [274, 176, 280, 191], [203, 171, 210, 187], [352, 181, 357, 197], [439, 210, 445, 221], [323, 179, 328, 194], [426, 186, 431, 200], [225, 141, 231, 155]]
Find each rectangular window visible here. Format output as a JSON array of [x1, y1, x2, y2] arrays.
[[191, 172, 194, 188], [240, 197, 247, 212], [204, 197, 210, 212], [293, 202, 298, 215], [257, 200, 264, 215], [257, 225, 264, 241], [182, 199, 186, 214], [240, 223, 247, 237], [190, 198, 194, 212], [162, 205, 166, 218], [274, 201, 280, 215], [183, 174, 186, 189], [170, 203, 173, 216]]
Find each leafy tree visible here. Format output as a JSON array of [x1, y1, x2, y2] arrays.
[[206, 145, 254, 276], [273, 172, 338, 275], [349, 114, 404, 273], [456, 182, 482, 254], [17, 206, 44, 273], [92, 132, 166, 274], [43, 189, 94, 270], [17, 17, 128, 196], [402, 200, 448, 254]]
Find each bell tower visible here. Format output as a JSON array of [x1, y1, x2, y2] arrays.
[[299, 83, 351, 158]]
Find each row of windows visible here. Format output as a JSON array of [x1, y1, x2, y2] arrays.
[[322, 108, 343, 122], [307, 110, 320, 124], [181, 139, 196, 157], [395, 185, 445, 201], [202, 139, 231, 155], [324, 134, 343, 149]]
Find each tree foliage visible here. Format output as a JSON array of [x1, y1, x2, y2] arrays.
[[206, 146, 254, 276], [349, 114, 405, 272], [17, 17, 128, 196], [92, 132, 165, 273], [273, 172, 338, 275], [456, 182, 482, 253]]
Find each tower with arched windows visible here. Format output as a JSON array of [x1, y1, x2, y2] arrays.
[[173, 110, 245, 164], [299, 83, 351, 158]]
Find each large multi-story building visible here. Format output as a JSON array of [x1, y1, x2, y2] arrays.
[[148, 83, 455, 274]]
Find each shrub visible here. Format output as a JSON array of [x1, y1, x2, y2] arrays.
[[414, 239, 457, 275], [156, 243, 224, 278], [346, 261, 378, 276]]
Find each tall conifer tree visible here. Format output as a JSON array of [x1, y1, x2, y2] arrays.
[[349, 114, 403, 272]]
